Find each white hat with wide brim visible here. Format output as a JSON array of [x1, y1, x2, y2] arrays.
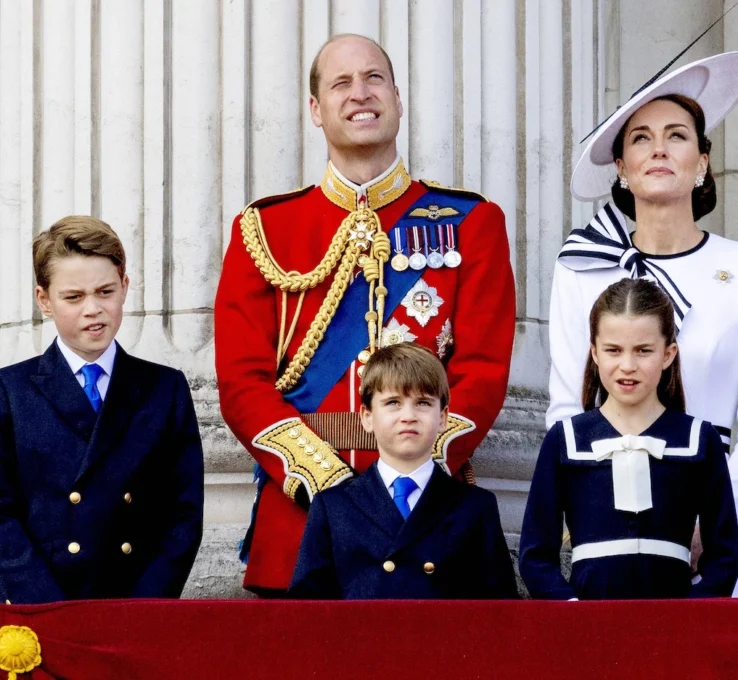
[[571, 51, 738, 201]]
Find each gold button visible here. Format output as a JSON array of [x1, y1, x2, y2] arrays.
[[297, 437, 307, 447], [383, 560, 395, 573], [288, 427, 300, 438], [320, 460, 333, 471], [123, 492, 132, 503], [121, 543, 132, 555], [312, 452, 324, 463], [423, 562, 435, 574], [69, 492, 81, 504], [357, 366, 365, 378], [304, 444, 316, 454], [358, 350, 371, 364], [68, 542, 81, 554]]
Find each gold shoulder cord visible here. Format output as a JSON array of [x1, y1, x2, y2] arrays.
[[241, 206, 390, 392]]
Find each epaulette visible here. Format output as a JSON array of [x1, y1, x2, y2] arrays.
[[244, 185, 315, 212], [419, 179, 489, 203]]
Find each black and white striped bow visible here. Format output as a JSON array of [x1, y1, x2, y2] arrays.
[[558, 202, 691, 330]]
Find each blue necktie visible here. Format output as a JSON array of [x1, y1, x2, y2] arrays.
[[80, 363, 104, 413], [392, 477, 418, 520]]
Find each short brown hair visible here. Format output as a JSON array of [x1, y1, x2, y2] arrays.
[[611, 94, 716, 222], [33, 215, 127, 289], [360, 343, 449, 410], [582, 278, 685, 412], [309, 33, 396, 100]]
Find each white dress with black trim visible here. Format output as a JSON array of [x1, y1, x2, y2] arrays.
[[548, 203, 738, 507], [519, 409, 738, 600]]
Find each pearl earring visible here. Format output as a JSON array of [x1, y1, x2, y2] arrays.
[[695, 175, 705, 188], [619, 176, 629, 190]]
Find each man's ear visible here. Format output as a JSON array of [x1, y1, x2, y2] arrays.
[[309, 95, 323, 128], [359, 403, 373, 433], [35, 286, 53, 318]]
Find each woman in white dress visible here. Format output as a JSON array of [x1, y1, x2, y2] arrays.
[[548, 52, 738, 514]]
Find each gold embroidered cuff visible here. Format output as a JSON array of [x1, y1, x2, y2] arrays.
[[284, 476, 303, 501], [253, 419, 353, 501], [432, 413, 476, 471]]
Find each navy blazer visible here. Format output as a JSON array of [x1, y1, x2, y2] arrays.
[[0, 340, 204, 603], [289, 462, 518, 599]]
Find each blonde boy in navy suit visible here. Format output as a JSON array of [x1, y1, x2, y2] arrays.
[[0, 216, 203, 603], [289, 343, 517, 599]]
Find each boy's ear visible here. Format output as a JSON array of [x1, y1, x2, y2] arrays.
[[359, 403, 373, 433], [35, 286, 53, 318], [439, 406, 448, 432], [121, 274, 130, 303]]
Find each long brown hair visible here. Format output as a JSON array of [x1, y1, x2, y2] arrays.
[[582, 278, 686, 412]]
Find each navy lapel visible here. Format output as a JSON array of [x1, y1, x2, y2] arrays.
[[29, 341, 98, 442], [389, 465, 461, 553], [345, 463, 405, 538], [75, 346, 144, 483]]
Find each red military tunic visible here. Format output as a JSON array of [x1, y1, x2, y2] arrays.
[[215, 159, 515, 591]]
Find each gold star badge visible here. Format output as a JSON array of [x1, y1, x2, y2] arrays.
[[713, 269, 733, 284]]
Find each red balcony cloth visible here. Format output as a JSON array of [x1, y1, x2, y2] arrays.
[[0, 599, 736, 679]]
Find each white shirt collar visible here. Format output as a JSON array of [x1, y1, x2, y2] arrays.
[[376, 456, 435, 493], [56, 337, 117, 377], [328, 154, 401, 194]]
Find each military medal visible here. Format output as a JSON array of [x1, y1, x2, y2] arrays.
[[390, 227, 409, 271], [381, 318, 417, 346], [426, 225, 444, 269], [401, 278, 444, 327], [443, 223, 462, 268], [436, 319, 454, 359], [408, 226, 427, 270]]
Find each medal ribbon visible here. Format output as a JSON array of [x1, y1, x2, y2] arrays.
[[437, 224, 446, 255], [411, 226, 422, 255], [393, 226, 405, 255], [445, 224, 457, 251]]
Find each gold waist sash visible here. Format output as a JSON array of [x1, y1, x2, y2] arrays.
[[301, 412, 377, 451]]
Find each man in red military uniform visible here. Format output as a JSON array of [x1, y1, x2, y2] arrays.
[[215, 33, 516, 595]]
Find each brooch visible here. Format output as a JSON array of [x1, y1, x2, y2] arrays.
[[713, 269, 733, 285]]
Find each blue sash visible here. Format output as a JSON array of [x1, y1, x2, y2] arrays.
[[284, 189, 480, 413]]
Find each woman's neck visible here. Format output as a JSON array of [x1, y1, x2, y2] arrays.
[[599, 396, 666, 436], [631, 198, 702, 255]]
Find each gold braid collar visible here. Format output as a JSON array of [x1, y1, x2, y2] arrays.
[[241, 205, 391, 392]]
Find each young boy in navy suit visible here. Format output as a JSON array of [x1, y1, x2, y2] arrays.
[[289, 343, 517, 599], [0, 216, 204, 603]]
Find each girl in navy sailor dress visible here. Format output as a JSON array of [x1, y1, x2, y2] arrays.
[[520, 279, 738, 599]]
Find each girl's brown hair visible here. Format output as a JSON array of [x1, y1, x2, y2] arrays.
[[582, 278, 685, 412]]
